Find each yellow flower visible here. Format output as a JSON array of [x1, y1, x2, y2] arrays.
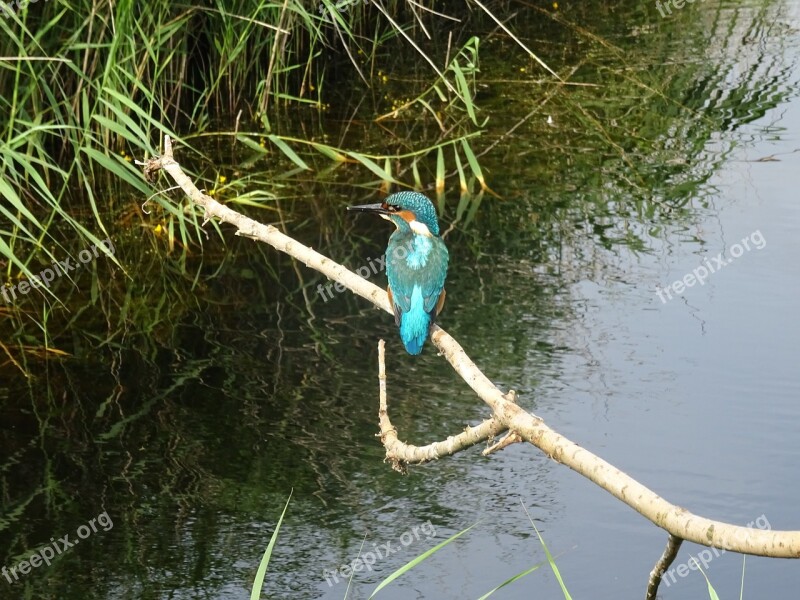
[[218, 175, 227, 183], [553, 1, 558, 8]]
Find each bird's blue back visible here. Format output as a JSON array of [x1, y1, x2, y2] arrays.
[[386, 221, 448, 355]]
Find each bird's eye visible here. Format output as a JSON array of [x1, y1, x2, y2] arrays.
[[388, 205, 400, 212]]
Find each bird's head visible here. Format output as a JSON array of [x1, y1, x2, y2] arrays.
[[347, 191, 440, 237]]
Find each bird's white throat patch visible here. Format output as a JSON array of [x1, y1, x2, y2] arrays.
[[409, 219, 432, 237]]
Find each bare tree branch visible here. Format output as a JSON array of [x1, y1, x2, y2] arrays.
[[377, 339, 506, 473], [139, 135, 800, 560]]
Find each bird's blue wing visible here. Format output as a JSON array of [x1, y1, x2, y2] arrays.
[[420, 240, 448, 316], [387, 235, 448, 317]]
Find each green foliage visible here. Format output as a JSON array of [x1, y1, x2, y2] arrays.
[[531, 520, 572, 599], [1, 0, 783, 373], [476, 561, 546, 600], [251, 491, 292, 600], [366, 522, 479, 598], [692, 558, 721, 600], [522, 501, 573, 599], [250, 498, 578, 598], [0, 0, 488, 307]]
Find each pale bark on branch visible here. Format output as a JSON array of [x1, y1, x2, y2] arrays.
[[377, 339, 507, 473], [140, 136, 800, 564]]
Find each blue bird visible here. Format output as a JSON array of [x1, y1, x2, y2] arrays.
[[348, 192, 449, 355]]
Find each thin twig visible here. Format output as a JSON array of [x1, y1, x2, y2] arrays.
[[646, 534, 683, 600]]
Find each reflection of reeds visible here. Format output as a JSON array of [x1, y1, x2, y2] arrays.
[[0, 0, 791, 361]]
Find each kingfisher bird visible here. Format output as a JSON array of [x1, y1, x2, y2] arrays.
[[348, 191, 449, 355]]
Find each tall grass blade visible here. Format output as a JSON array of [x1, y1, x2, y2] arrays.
[[250, 491, 293, 600], [530, 520, 572, 600], [346, 151, 399, 183], [461, 139, 486, 190], [451, 62, 477, 125], [236, 135, 269, 154], [476, 561, 545, 600], [267, 135, 311, 170], [367, 522, 479, 598], [311, 141, 346, 162], [453, 145, 467, 194], [80, 147, 153, 196], [691, 558, 721, 600], [739, 554, 746, 600], [521, 501, 572, 600], [343, 534, 369, 600], [436, 146, 445, 193], [412, 159, 422, 188]]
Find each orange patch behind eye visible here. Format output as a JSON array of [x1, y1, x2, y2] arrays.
[[395, 210, 416, 223]]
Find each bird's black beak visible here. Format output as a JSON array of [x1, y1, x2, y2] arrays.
[[346, 202, 390, 215]]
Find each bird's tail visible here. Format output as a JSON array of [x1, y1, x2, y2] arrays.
[[399, 306, 432, 355]]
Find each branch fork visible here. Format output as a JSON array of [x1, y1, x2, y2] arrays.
[[140, 135, 800, 599]]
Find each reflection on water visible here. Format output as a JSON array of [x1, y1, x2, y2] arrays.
[[2, 1, 800, 599]]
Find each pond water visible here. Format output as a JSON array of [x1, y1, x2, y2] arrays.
[[2, 1, 799, 599]]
